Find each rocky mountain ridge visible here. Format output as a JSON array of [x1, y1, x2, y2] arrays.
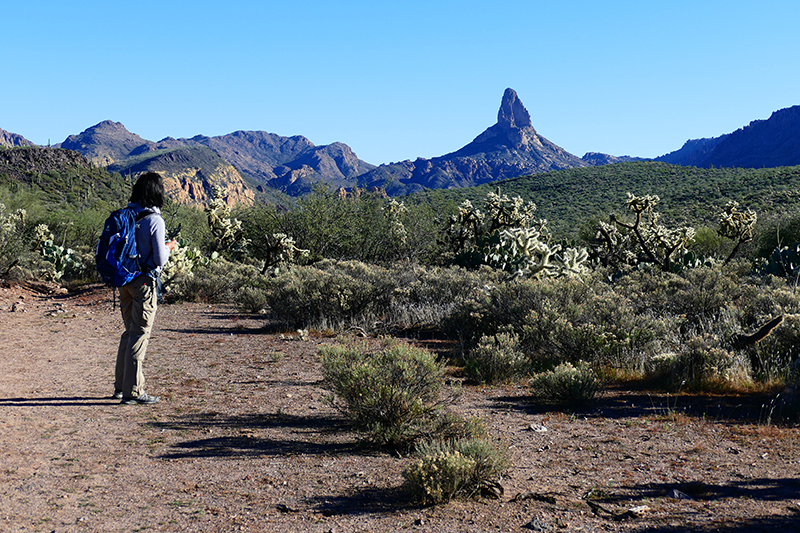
[[4, 90, 800, 203], [657, 105, 800, 168]]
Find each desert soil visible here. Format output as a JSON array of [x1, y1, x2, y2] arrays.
[[1, 283, 800, 533]]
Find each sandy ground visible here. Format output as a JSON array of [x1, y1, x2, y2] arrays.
[[2, 283, 800, 533]]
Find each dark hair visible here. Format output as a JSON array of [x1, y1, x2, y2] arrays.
[[130, 172, 165, 208]]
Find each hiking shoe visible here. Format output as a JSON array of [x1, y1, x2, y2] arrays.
[[120, 393, 160, 405], [112, 390, 123, 400]]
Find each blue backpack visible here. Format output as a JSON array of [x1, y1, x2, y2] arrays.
[[96, 207, 153, 286]]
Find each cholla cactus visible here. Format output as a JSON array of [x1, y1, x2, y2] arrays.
[[485, 190, 539, 232], [206, 185, 250, 259], [718, 201, 756, 264], [446, 189, 588, 278], [599, 192, 696, 272], [383, 199, 409, 244], [446, 199, 486, 254], [161, 242, 215, 288], [261, 233, 310, 274]]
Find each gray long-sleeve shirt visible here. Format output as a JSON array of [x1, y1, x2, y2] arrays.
[[129, 203, 171, 277]]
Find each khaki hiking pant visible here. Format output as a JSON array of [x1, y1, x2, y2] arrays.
[[114, 275, 158, 398]]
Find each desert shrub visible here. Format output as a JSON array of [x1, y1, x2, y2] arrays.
[[451, 273, 670, 373], [667, 266, 742, 325], [165, 259, 262, 303], [666, 334, 741, 389], [385, 264, 501, 330], [320, 340, 468, 448], [263, 261, 390, 329], [747, 313, 800, 382], [529, 361, 601, 405], [403, 436, 511, 505], [463, 329, 528, 384], [261, 260, 498, 331], [254, 186, 440, 264], [235, 286, 270, 314]]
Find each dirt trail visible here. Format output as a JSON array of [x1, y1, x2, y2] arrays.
[[2, 284, 800, 532]]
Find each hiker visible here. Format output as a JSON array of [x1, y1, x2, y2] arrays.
[[113, 172, 177, 405]]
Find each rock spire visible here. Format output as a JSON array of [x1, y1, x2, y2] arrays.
[[497, 88, 532, 129]]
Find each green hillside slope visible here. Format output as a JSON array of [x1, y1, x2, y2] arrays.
[[409, 161, 800, 237]]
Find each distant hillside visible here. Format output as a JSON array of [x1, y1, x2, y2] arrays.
[[0, 128, 34, 148], [657, 105, 800, 168], [408, 161, 800, 238], [360, 88, 592, 195], [178, 131, 376, 195], [58, 120, 157, 166], [53, 121, 376, 200], [0, 146, 128, 206]]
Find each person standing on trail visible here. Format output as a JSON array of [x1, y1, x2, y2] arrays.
[[114, 172, 177, 405]]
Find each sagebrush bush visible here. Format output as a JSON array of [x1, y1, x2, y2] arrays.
[[529, 361, 601, 405], [261, 260, 498, 331], [165, 260, 262, 303], [403, 437, 511, 505], [464, 329, 528, 384], [320, 340, 461, 447], [263, 261, 388, 329]]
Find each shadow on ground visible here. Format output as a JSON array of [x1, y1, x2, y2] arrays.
[[491, 387, 792, 425], [306, 486, 412, 517], [152, 412, 372, 459], [0, 396, 121, 407]]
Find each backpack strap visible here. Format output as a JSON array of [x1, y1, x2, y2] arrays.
[[133, 209, 157, 279], [135, 209, 155, 222]]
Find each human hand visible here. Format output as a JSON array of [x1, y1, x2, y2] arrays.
[[166, 239, 178, 251]]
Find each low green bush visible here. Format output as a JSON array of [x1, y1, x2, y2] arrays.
[[463, 329, 528, 384], [165, 260, 262, 303], [529, 361, 601, 405], [320, 340, 468, 448], [261, 260, 498, 331]]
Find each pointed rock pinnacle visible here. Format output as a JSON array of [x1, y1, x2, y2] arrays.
[[497, 88, 532, 130]]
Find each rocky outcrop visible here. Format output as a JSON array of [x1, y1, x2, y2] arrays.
[[0, 128, 34, 148], [107, 146, 254, 207], [581, 152, 646, 166], [359, 88, 589, 195], [162, 164, 254, 207]]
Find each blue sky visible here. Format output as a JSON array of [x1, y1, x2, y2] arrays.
[[2, 1, 799, 165]]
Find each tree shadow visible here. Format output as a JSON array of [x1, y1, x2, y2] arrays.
[[491, 387, 788, 425], [0, 395, 119, 407], [608, 478, 800, 503], [152, 412, 375, 460], [306, 486, 412, 517], [588, 478, 800, 532], [631, 515, 800, 532]]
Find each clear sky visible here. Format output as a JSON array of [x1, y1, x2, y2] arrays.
[[2, 1, 799, 165]]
